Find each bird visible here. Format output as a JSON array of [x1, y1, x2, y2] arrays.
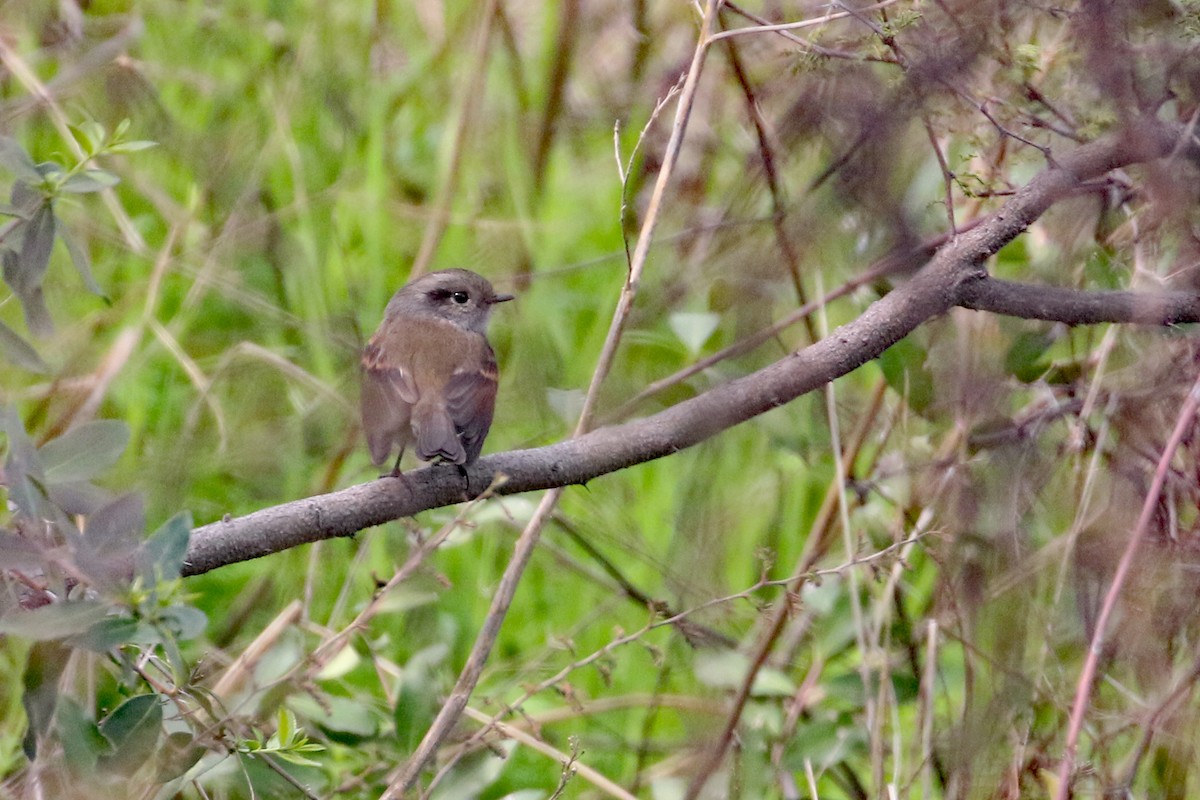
[[361, 269, 513, 476]]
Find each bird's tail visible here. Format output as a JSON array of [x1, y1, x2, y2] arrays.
[[412, 401, 466, 465]]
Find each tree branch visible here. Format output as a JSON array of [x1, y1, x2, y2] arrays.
[[958, 277, 1200, 325], [183, 117, 1192, 578]]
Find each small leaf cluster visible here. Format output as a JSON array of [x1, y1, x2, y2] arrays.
[[2, 384, 323, 795], [236, 709, 326, 768], [0, 407, 216, 792], [0, 120, 154, 359]]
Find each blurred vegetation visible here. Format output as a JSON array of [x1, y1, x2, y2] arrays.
[[2, 1, 1200, 798]]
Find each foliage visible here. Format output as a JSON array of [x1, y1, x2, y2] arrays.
[[1, 1, 1200, 799]]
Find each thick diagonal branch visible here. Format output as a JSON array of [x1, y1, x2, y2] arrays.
[[183, 118, 1190, 578]]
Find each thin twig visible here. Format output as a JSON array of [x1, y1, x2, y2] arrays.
[[576, 0, 723, 434], [719, 16, 815, 331], [923, 118, 957, 235], [616, 73, 686, 266], [458, 707, 637, 800], [823, 281, 877, 790], [706, 0, 902, 45], [919, 620, 939, 800], [722, 1, 896, 62], [1055, 368, 1200, 799], [531, 0, 580, 198], [435, 529, 927, 783], [1117, 642, 1200, 790]]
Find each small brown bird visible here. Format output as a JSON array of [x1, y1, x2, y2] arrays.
[[361, 269, 513, 475]]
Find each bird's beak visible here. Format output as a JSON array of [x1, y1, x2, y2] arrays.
[[491, 293, 515, 304]]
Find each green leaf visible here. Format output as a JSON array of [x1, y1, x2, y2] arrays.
[[0, 319, 49, 373], [10, 180, 41, 214], [99, 695, 160, 746], [22, 641, 71, 759], [138, 512, 193, 583], [69, 121, 106, 158], [431, 743, 514, 798], [160, 604, 207, 640], [669, 311, 720, 356], [98, 694, 162, 777], [39, 420, 131, 483], [290, 694, 377, 746], [156, 731, 205, 782], [0, 137, 42, 183], [2, 203, 56, 337], [780, 718, 865, 771], [59, 225, 106, 297], [692, 649, 795, 697], [106, 140, 158, 154], [71, 616, 140, 652], [20, 283, 54, 338], [271, 746, 324, 767], [1005, 329, 1054, 383], [46, 480, 111, 517], [3, 405, 47, 519], [11, 203, 55, 294], [85, 493, 144, 552], [394, 677, 436, 752], [240, 708, 326, 767], [59, 170, 121, 194], [0, 530, 45, 571], [276, 707, 296, 746], [878, 337, 934, 414], [0, 602, 111, 640], [34, 161, 65, 183], [57, 697, 110, 777]]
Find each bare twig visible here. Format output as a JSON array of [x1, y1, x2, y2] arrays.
[[1055, 369, 1200, 799], [924, 119, 958, 234], [722, 1, 896, 62], [458, 707, 636, 800], [719, 16, 815, 331], [578, 0, 724, 433], [616, 73, 686, 266], [706, 0, 902, 45]]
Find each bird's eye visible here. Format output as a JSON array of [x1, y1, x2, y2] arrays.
[[451, 291, 469, 304]]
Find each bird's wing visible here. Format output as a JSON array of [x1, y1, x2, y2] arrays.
[[442, 345, 499, 464], [361, 340, 419, 465]]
